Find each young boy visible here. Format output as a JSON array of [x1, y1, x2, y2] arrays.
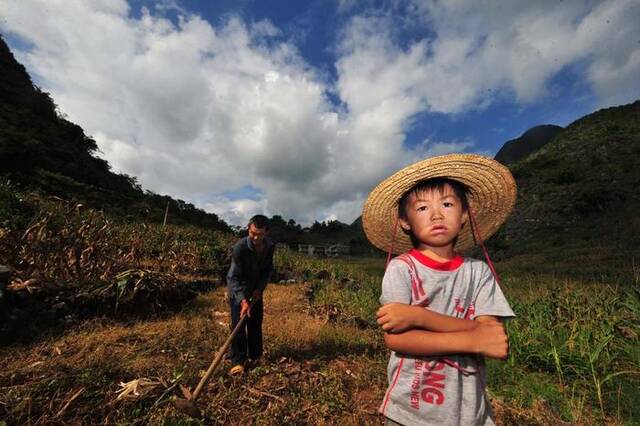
[[362, 154, 517, 425]]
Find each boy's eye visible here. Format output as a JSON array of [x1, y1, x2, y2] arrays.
[[417, 205, 428, 211], [443, 202, 453, 207]]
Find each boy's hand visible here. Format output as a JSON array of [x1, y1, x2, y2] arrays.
[[240, 299, 251, 318], [377, 303, 418, 333], [473, 321, 509, 359]]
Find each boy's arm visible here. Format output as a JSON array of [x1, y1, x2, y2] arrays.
[[377, 259, 507, 357], [377, 303, 478, 333], [474, 315, 500, 323], [384, 320, 508, 359]]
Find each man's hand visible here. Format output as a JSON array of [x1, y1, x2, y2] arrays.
[[473, 321, 509, 359], [240, 299, 251, 318], [376, 303, 418, 333]]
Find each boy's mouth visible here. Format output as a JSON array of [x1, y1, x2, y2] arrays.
[[430, 225, 448, 234]]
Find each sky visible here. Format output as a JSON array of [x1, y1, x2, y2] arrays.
[[1, 0, 639, 226]]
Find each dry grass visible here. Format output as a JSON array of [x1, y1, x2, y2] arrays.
[[2, 274, 607, 425], [0, 282, 388, 425]]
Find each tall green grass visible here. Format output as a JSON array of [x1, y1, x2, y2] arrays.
[[276, 250, 640, 423]]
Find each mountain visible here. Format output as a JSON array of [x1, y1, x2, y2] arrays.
[[0, 36, 229, 231], [490, 100, 640, 262], [348, 102, 639, 264], [494, 124, 562, 165]]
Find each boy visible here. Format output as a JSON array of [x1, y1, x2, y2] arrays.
[[362, 154, 517, 425], [226, 214, 275, 375]]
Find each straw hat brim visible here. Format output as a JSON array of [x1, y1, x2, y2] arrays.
[[362, 154, 516, 254]]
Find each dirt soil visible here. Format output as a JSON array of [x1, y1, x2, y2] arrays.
[[0, 282, 388, 425]]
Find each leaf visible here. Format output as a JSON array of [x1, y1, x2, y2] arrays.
[[601, 369, 640, 385], [115, 378, 161, 401], [589, 335, 613, 364]]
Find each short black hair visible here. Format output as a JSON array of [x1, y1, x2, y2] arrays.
[[248, 214, 269, 230], [398, 177, 469, 219], [398, 178, 469, 248]]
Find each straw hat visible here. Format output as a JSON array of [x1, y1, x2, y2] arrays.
[[362, 154, 516, 254]]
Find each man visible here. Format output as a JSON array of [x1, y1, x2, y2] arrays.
[[226, 215, 275, 375]]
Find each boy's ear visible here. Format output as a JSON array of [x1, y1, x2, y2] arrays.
[[399, 217, 411, 232], [461, 210, 469, 226]]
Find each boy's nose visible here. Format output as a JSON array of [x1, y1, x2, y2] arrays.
[[430, 208, 444, 220]]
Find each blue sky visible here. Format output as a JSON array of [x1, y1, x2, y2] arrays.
[[1, 0, 638, 225], [138, 0, 601, 153]]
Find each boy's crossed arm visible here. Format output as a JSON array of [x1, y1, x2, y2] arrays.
[[377, 303, 508, 359]]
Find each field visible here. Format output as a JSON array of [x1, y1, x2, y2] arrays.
[[1, 195, 639, 425], [284, 253, 640, 425]]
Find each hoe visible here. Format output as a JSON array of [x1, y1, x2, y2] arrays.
[[172, 299, 257, 418]]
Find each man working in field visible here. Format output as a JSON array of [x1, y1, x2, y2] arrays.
[[226, 215, 275, 375]]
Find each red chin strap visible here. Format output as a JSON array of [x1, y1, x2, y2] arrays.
[[385, 215, 400, 269], [468, 206, 502, 287], [385, 208, 502, 287]]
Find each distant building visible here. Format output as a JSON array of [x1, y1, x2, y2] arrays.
[[297, 244, 318, 256], [297, 243, 350, 257], [325, 243, 350, 257]]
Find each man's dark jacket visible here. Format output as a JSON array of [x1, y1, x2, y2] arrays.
[[226, 236, 275, 304]]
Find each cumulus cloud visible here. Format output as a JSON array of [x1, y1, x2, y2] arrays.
[[0, 0, 427, 226], [338, 0, 640, 114], [1, 0, 637, 226], [203, 197, 268, 227]]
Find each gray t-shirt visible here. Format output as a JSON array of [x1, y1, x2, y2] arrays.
[[379, 249, 515, 426]]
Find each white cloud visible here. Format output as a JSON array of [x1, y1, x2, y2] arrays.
[[1, 0, 419, 226], [203, 198, 268, 227], [417, 0, 640, 108], [335, 0, 640, 118], [413, 139, 476, 159], [1, 0, 637, 227]]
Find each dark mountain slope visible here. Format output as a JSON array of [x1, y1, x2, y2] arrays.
[[0, 36, 229, 231], [492, 100, 640, 260], [347, 101, 640, 264], [495, 124, 562, 165]]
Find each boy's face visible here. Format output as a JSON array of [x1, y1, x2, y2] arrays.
[[399, 183, 468, 251]]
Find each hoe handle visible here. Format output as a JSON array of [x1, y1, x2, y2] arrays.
[[191, 299, 256, 401]]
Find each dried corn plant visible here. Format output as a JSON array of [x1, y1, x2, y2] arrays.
[[15, 200, 121, 287], [0, 194, 235, 319]]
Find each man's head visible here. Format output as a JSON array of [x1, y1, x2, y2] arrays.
[[248, 215, 269, 246], [397, 178, 469, 249]]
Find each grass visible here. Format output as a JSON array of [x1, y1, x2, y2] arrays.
[[2, 237, 638, 424], [290, 251, 640, 425], [0, 282, 387, 424]]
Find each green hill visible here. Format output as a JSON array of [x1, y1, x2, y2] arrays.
[[494, 124, 562, 165], [347, 102, 640, 266], [0, 36, 229, 231], [491, 100, 640, 267]]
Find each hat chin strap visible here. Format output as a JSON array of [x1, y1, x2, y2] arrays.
[[385, 216, 400, 269], [468, 207, 502, 287], [385, 208, 503, 288]]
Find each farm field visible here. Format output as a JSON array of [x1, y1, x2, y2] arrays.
[[1, 10, 639, 426], [0, 279, 387, 424], [295, 254, 640, 425], [0, 190, 638, 425], [1, 244, 638, 424]]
